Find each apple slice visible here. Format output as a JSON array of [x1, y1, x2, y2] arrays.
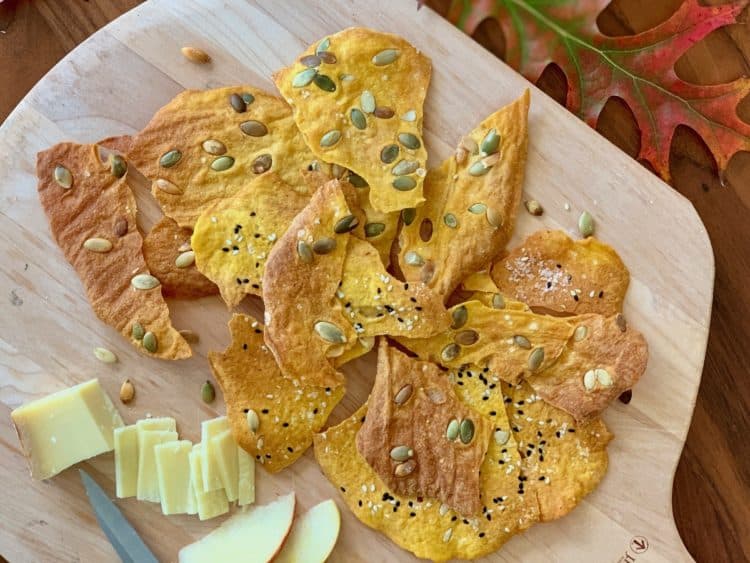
[[178, 493, 295, 563], [276, 499, 341, 563]]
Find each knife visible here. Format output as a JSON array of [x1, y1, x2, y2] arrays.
[[79, 469, 159, 563]]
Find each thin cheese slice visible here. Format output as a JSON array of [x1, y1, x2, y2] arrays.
[[186, 474, 199, 516], [212, 430, 239, 503], [136, 417, 177, 433], [201, 417, 230, 492], [136, 430, 178, 502], [155, 440, 193, 515], [237, 446, 255, 507], [114, 425, 138, 498], [189, 444, 229, 521]]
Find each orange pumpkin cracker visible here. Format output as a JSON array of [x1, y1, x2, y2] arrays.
[[36, 142, 190, 359], [397, 91, 530, 300], [274, 28, 431, 214], [491, 230, 630, 316], [209, 314, 344, 473]]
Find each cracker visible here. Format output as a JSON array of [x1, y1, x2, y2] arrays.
[[191, 173, 310, 308], [128, 85, 321, 227], [97, 134, 133, 155], [352, 183, 400, 267], [209, 314, 344, 473], [274, 28, 431, 214], [36, 143, 190, 359], [491, 230, 630, 316], [356, 342, 491, 515], [397, 91, 530, 300], [142, 216, 218, 299]]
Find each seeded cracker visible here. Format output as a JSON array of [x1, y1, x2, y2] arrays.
[[491, 230, 630, 316], [274, 28, 431, 214], [191, 173, 310, 308], [36, 143, 190, 359], [398, 91, 530, 301], [142, 216, 218, 299], [209, 314, 344, 472], [128, 85, 323, 227], [357, 342, 491, 515], [351, 183, 400, 268]]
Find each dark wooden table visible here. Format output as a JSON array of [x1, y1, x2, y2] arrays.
[[1, 1, 748, 561]]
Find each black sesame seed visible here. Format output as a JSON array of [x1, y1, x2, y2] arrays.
[[482, 396, 489, 401], [262, 408, 269, 414], [479, 532, 486, 538], [243, 408, 249, 413], [498, 460, 505, 465], [360, 416, 366, 423], [540, 455, 545, 461], [568, 428, 576, 433], [517, 409, 524, 415], [392, 507, 397, 513], [287, 447, 293, 453], [254, 328, 262, 334], [486, 514, 492, 521], [232, 245, 239, 251], [222, 247, 229, 252], [504, 397, 512, 404], [599, 290, 604, 298], [358, 500, 363, 507], [282, 422, 289, 427], [408, 501, 413, 507], [410, 297, 417, 303], [265, 453, 271, 459], [457, 381, 464, 386], [489, 410, 496, 416], [463, 519, 469, 524], [243, 278, 250, 284], [556, 263, 562, 268], [340, 487, 346, 492], [242, 343, 248, 350], [313, 408, 319, 414], [555, 431, 561, 438], [409, 512, 416, 517], [415, 306, 423, 311], [250, 211, 256, 216], [252, 283, 260, 289], [538, 476, 546, 481], [451, 516, 457, 521], [382, 493, 389, 501], [325, 387, 331, 392], [254, 233, 261, 238], [573, 294, 579, 301]]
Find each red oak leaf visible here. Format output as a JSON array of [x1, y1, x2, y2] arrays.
[[447, 0, 750, 181]]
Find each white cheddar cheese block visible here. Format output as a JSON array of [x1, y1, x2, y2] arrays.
[[178, 493, 296, 563], [211, 430, 239, 502], [114, 425, 138, 498], [189, 444, 229, 521], [237, 446, 255, 507], [276, 499, 341, 563], [155, 440, 193, 515], [200, 417, 229, 492], [11, 379, 124, 480], [136, 430, 178, 502]]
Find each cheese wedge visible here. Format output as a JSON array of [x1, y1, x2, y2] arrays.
[[189, 444, 229, 521], [137, 430, 178, 502], [211, 430, 239, 502], [11, 379, 123, 480], [237, 446, 255, 507], [155, 440, 193, 515], [200, 417, 229, 492], [114, 425, 138, 498]]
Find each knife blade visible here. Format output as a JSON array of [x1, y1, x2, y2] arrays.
[[79, 469, 159, 563]]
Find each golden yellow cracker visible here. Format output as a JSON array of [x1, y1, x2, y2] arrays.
[[209, 314, 344, 473], [339, 238, 449, 338], [461, 270, 500, 293], [97, 134, 133, 155], [274, 28, 431, 214], [397, 91, 530, 301], [191, 173, 310, 308], [352, 184, 400, 267], [491, 230, 630, 316], [397, 300, 573, 384], [356, 342, 491, 515], [528, 313, 648, 422], [36, 143, 190, 360], [142, 216, 218, 299], [128, 85, 321, 227]]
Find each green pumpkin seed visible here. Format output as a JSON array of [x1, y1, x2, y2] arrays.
[[240, 120, 268, 137], [131, 274, 160, 290], [202, 139, 227, 155], [401, 208, 416, 226], [334, 214, 358, 234], [300, 54, 322, 67], [372, 48, 400, 66], [578, 211, 594, 237], [241, 93, 255, 105], [230, 93, 247, 113], [110, 155, 127, 178], [596, 368, 613, 387], [401, 110, 417, 122], [159, 149, 182, 168], [175, 250, 195, 268], [574, 325, 588, 342], [394, 384, 413, 405], [316, 37, 330, 54], [492, 293, 505, 309], [313, 74, 336, 92], [441, 343, 460, 362], [451, 305, 468, 329], [513, 335, 531, 349], [318, 51, 337, 64], [468, 203, 487, 214], [143, 331, 158, 353], [201, 381, 215, 404], [525, 200, 543, 216], [211, 156, 235, 171], [53, 164, 73, 189], [373, 106, 394, 119], [455, 329, 479, 346], [155, 178, 182, 195], [486, 207, 503, 228], [468, 161, 489, 176], [494, 429, 510, 445], [446, 419, 460, 441], [297, 241, 313, 264], [360, 90, 376, 113], [314, 320, 347, 343], [459, 418, 475, 444], [320, 130, 341, 147], [83, 238, 113, 253], [480, 128, 500, 154], [246, 409, 260, 432], [389, 445, 413, 461], [583, 369, 597, 391], [392, 159, 419, 176], [364, 222, 386, 237], [131, 322, 145, 340], [93, 347, 117, 364], [347, 172, 368, 187], [350, 108, 367, 130], [392, 176, 416, 191], [443, 213, 458, 228], [312, 237, 337, 254], [528, 347, 545, 371], [380, 144, 400, 164], [252, 153, 273, 174], [394, 459, 416, 477], [404, 251, 424, 266], [398, 132, 421, 150], [292, 68, 317, 87]]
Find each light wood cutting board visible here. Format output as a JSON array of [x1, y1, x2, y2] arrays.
[[0, 1, 714, 561]]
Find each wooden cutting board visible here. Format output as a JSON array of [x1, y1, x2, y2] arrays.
[[0, 1, 713, 561]]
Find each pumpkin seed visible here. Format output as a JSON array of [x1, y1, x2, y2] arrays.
[[54, 164, 73, 189], [297, 241, 313, 264], [525, 200, 543, 216], [143, 331, 158, 353], [131, 322, 145, 340], [615, 313, 627, 332], [360, 90, 376, 113], [241, 93, 255, 105], [401, 109, 417, 122], [513, 335, 531, 349], [404, 251, 424, 266], [468, 203, 487, 214], [119, 379, 134, 403], [300, 54, 322, 67], [93, 347, 117, 364], [179, 329, 199, 344], [314, 74, 336, 92], [252, 153, 272, 174], [320, 130, 341, 147], [459, 418, 475, 444], [155, 178, 182, 195], [159, 149, 182, 168], [314, 321, 347, 343], [316, 37, 330, 55], [348, 172, 368, 187], [392, 176, 416, 191], [350, 108, 367, 130], [202, 139, 227, 155], [392, 159, 419, 176], [373, 106, 394, 119], [201, 381, 216, 404], [446, 419, 460, 441], [110, 155, 127, 178], [427, 388, 446, 404], [583, 369, 597, 391], [318, 51, 337, 64], [492, 293, 505, 309], [398, 132, 421, 150], [292, 68, 317, 87], [364, 222, 386, 237], [482, 153, 501, 167], [334, 214, 358, 233], [114, 217, 128, 237], [480, 128, 500, 154], [394, 384, 413, 405], [468, 161, 489, 176], [596, 368, 613, 387], [574, 325, 588, 341], [486, 207, 503, 228], [246, 409, 260, 432], [494, 429, 510, 445], [394, 459, 416, 477], [441, 343, 459, 362], [131, 274, 160, 290], [83, 238, 113, 253], [372, 48, 400, 66], [211, 156, 235, 171], [240, 120, 268, 137], [451, 305, 468, 329], [380, 144, 399, 164], [578, 211, 594, 237], [339, 73, 355, 82], [455, 329, 479, 346], [312, 237, 336, 254], [401, 208, 416, 226], [389, 445, 413, 461], [528, 347, 545, 371], [443, 213, 458, 228], [461, 135, 479, 154], [181, 46, 211, 64], [175, 250, 195, 268], [230, 93, 247, 113]]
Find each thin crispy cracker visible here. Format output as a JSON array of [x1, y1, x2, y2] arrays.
[[274, 27, 431, 214], [97, 134, 133, 155], [128, 85, 321, 227], [491, 230, 630, 316], [191, 173, 310, 308], [209, 314, 344, 473], [36, 143, 190, 359], [352, 184, 400, 267], [356, 342, 491, 515], [397, 91, 530, 301], [142, 216, 218, 299]]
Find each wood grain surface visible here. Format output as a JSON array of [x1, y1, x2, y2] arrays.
[[0, 0, 734, 562]]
